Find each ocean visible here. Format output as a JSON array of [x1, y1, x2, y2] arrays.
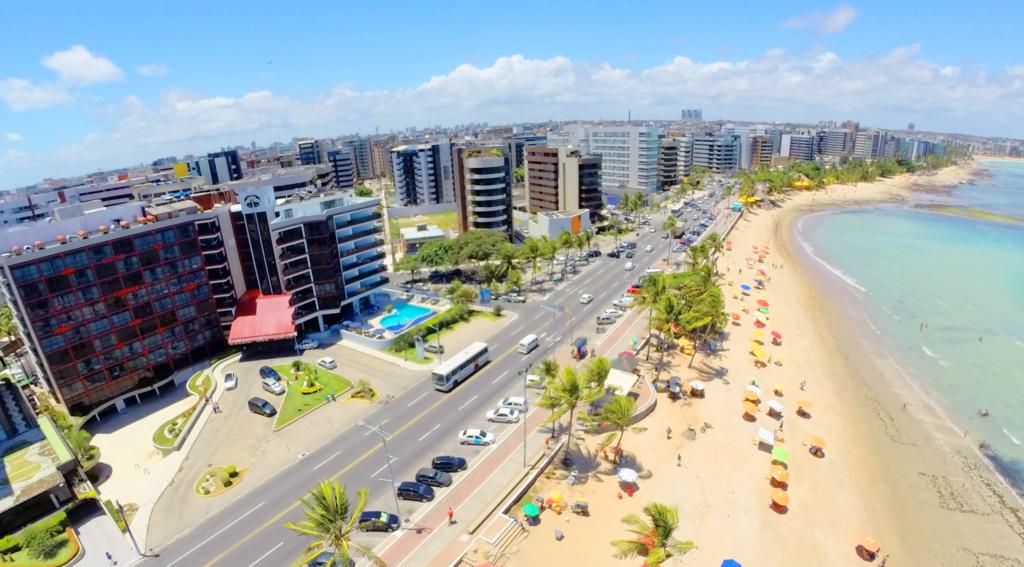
[[795, 160, 1024, 494]]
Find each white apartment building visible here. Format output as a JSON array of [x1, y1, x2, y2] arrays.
[[390, 142, 456, 206], [547, 124, 660, 195]]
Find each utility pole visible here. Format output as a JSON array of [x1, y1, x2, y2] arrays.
[[358, 421, 403, 526]]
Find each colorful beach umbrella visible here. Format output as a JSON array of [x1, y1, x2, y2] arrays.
[[758, 307, 769, 314], [771, 331, 782, 339], [754, 278, 765, 285], [753, 319, 766, 329], [757, 269, 766, 275], [731, 312, 742, 321], [752, 329, 765, 338], [858, 533, 881, 554], [522, 502, 540, 517], [617, 468, 639, 483], [770, 464, 789, 484], [743, 401, 759, 415], [809, 435, 826, 449], [721, 561, 741, 567], [756, 299, 769, 307], [744, 389, 760, 402], [741, 284, 751, 291], [771, 446, 790, 464], [797, 400, 813, 410], [771, 488, 790, 507]]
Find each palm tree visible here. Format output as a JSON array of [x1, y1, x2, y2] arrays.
[[661, 216, 678, 263], [536, 358, 561, 439], [581, 230, 594, 254], [66, 428, 97, 464], [0, 304, 16, 340], [598, 394, 635, 459], [541, 237, 558, 279], [495, 243, 520, 278], [637, 272, 670, 360], [684, 242, 709, 271], [521, 238, 543, 288], [703, 232, 724, 268], [556, 231, 574, 274], [582, 356, 612, 390], [609, 216, 623, 246], [545, 366, 602, 457], [506, 268, 523, 293], [479, 263, 503, 292], [285, 481, 384, 566], [446, 280, 478, 305], [611, 502, 695, 565], [652, 293, 687, 377]]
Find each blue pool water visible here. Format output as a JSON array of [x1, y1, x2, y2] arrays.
[[379, 302, 435, 331]]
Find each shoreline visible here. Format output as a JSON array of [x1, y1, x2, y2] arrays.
[[773, 163, 1024, 562]]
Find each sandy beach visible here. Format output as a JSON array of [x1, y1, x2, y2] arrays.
[[504, 163, 1024, 566]]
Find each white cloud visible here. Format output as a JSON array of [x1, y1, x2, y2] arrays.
[[783, 5, 858, 35], [3, 132, 22, 142], [137, 64, 170, 77], [0, 78, 73, 111], [4, 49, 1024, 189], [42, 45, 124, 85]]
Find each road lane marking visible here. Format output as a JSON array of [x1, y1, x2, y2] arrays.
[[168, 501, 265, 566], [508, 324, 523, 336], [363, 418, 389, 436], [491, 371, 509, 385], [417, 424, 441, 442], [313, 450, 342, 471], [246, 542, 283, 567], [370, 456, 399, 479], [406, 392, 427, 407], [457, 395, 478, 412], [532, 312, 545, 321]]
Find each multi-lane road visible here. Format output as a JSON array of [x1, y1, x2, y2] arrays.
[[141, 205, 715, 567]]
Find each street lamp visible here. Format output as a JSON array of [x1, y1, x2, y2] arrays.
[[540, 304, 573, 346], [518, 362, 532, 468], [425, 322, 443, 362], [357, 421, 402, 526]]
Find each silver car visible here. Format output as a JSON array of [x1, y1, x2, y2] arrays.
[[224, 372, 238, 391], [262, 377, 285, 395], [486, 407, 521, 423]]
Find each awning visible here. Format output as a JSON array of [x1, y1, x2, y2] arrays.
[[228, 290, 297, 345], [605, 368, 638, 395]]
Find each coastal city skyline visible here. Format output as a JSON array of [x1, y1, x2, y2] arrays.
[[3, 1, 1024, 188]]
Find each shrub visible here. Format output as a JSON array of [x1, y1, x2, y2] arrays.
[[492, 304, 504, 316], [223, 479, 233, 487], [21, 523, 63, 560], [219, 471, 230, 486], [226, 465, 238, 478]]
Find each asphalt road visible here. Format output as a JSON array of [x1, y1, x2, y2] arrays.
[[141, 206, 716, 567]]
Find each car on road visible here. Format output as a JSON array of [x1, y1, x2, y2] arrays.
[[259, 366, 282, 381], [624, 262, 636, 271], [307, 552, 354, 567], [625, 251, 635, 259], [396, 481, 435, 502], [486, 407, 521, 423], [297, 339, 318, 350], [424, 342, 445, 354], [431, 455, 468, 472], [247, 397, 277, 417], [357, 511, 400, 532], [317, 357, 337, 370], [587, 250, 602, 258], [501, 293, 526, 303], [607, 250, 621, 259], [661, 233, 670, 239], [601, 308, 624, 319], [613, 295, 636, 308], [262, 377, 286, 395], [579, 293, 593, 304], [223, 372, 237, 390], [597, 313, 616, 325], [644, 244, 654, 252], [525, 374, 546, 389], [459, 429, 495, 446], [648, 227, 656, 233], [415, 467, 453, 487], [625, 242, 637, 250]]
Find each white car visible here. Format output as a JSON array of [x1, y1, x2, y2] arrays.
[[317, 357, 337, 370], [644, 244, 654, 252], [297, 339, 318, 350], [223, 372, 238, 391], [613, 295, 636, 308], [498, 396, 528, 412], [525, 374, 546, 389], [648, 227, 656, 233], [579, 293, 594, 304], [601, 308, 624, 319], [486, 407, 521, 423], [624, 262, 636, 271], [458, 429, 495, 446]]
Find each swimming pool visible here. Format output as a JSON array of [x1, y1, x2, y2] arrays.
[[379, 302, 435, 332]]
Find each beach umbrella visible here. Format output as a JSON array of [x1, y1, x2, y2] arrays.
[[731, 312, 742, 321], [797, 400, 813, 410], [770, 465, 789, 484], [743, 401, 759, 415], [754, 319, 766, 329], [766, 399, 784, 414], [771, 446, 790, 464], [617, 468, 639, 483], [747, 384, 763, 397], [613, 356, 639, 372], [744, 389, 760, 402], [757, 427, 775, 446], [809, 435, 826, 449], [618, 350, 635, 358], [721, 561, 742, 567], [752, 329, 765, 338], [771, 488, 790, 507], [858, 533, 881, 554], [771, 331, 782, 340], [758, 307, 769, 314], [753, 348, 770, 360], [548, 490, 563, 503], [756, 299, 769, 307], [754, 278, 765, 285], [522, 502, 540, 517], [741, 284, 751, 291], [757, 269, 766, 275]]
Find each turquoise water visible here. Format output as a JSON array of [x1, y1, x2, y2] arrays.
[[379, 302, 434, 331], [796, 160, 1024, 492]]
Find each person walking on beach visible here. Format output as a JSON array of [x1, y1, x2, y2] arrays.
[[799, 380, 807, 391], [447, 507, 455, 525]]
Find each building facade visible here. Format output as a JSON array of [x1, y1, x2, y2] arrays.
[[749, 135, 773, 168], [658, 138, 680, 190], [523, 147, 602, 217], [390, 142, 456, 206], [780, 134, 815, 162], [297, 139, 331, 166], [328, 147, 357, 191], [340, 137, 374, 180], [370, 140, 394, 180], [453, 147, 513, 239], [691, 134, 740, 174], [548, 125, 659, 195]]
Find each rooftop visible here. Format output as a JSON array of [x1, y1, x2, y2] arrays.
[[400, 224, 446, 241], [0, 415, 74, 516]]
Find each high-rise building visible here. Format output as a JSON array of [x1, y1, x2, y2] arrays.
[[548, 125, 659, 195], [339, 137, 374, 180], [780, 134, 815, 162], [675, 136, 693, 178], [749, 135, 773, 168], [297, 139, 330, 166], [658, 138, 680, 190], [390, 142, 456, 206], [691, 134, 740, 174], [816, 129, 854, 157], [190, 150, 243, 185], [370, 141, 394, 180], [853, 130, 887, 160], [524, 147, 602, 218], [328, 147, 356, 190], [680, 109, 703, 122], [907, 122, 915, 132], [502, 134, 547, 171], [453, 147, 513, 239]]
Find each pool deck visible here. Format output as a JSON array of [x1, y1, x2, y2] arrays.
[[361, 296, 451, 337]]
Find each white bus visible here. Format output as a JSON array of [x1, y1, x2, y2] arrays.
[[517, 334, 539, 354], [431, 342, 490, 392]]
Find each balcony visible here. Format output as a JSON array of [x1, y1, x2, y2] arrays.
[[289, 290, 316, 306], [336, 227, 380, 246], [342, 251, 385, 271], [472, 204, 507, 213], [214, 295, 236, 309], [274, 228, 305, 247], [281, 261, 311, 278], [344, 265, 386, 286], [284, 273, 313, 292], [346, 276, 389, 297], [279, 243, 308, 262], [207, 266, 231, 282], [339, 238, 385, 258], [197, 220, 219, 237], [335, 211, 381, 230], [212, 282, 235, 297], [203, 250, 228, 266]]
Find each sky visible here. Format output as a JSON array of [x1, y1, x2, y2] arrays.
[[1, 1, 1023, 190]]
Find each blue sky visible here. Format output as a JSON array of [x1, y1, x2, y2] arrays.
[[2, 1, 1023, 189]]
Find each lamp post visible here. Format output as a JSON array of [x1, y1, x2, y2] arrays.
[[426, 322, 442, 362], [518, 362, 532, 468], [357, 421, 402, 525]]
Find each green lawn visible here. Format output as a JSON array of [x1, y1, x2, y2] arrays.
[[273, 365, 352, 429], [388, 210, 459, 239], [7, 532, 76, 566], [390, 309, 501, 363], [153, 372, 210, 448]]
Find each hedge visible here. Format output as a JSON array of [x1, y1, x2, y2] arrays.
[[0, 511, 69, 554]]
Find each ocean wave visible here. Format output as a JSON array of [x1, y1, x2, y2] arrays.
[[1004, 428, 1022, 446], [1016, 340, 1024, 349], [863, 315, 882, 335], [921, 346, 948, 367], [794, 224, 868, 293]]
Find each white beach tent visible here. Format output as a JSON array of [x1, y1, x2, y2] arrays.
[[766, 399, 785, 415], [757, 427, 776, 446], [606, 368, 639, 396]]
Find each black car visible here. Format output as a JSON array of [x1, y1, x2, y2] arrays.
[[625, 242, 638, 250], [247, 397, 277, 417], [607, 250, 621, 259], [259, 366, 282, 381], [431, 455, 467, 473], [587, 250, 602, 258], [415, 467, 453, 488], [397, 481, 435, 502], [625, 251, 635, 259], [357, 511, 400, 532], [307, 552, 354, 567]]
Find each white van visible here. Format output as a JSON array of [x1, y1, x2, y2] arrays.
[[517, 334, 539, 354]]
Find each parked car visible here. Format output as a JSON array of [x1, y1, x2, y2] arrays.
[[307, 552, 354, 567], [624, 262, 636, 271], [607, 250, 621, 259], [579, 293, 594, 304], [661, 233, 670, 239], [459, 429, 495, 446], [262, 377, 285, 395], [525, 374, 546, 389], [644, 244, 654, 252], [424, 342, 445, 354], [247, 397, 276, 417], [587, 250, 602, 258], [486, 407, 521, 423], [648, 227, 656, 233], [602, 308, 624, 318], [223, 372, 238, 391], [297, 339, 318, 350], [317, 357, 337, 370], [415, 467, 453, 487], [502, 293, 526, 303], [431, 455, 468, 473], [597, 314, 616, 325], [396, 481, 435, 502], [498, 396, 528, 412], [625, 251, 635, 259], [259, 366, 282, 381], [625, 242, 638, 249], [357, 511, 400, 532]]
